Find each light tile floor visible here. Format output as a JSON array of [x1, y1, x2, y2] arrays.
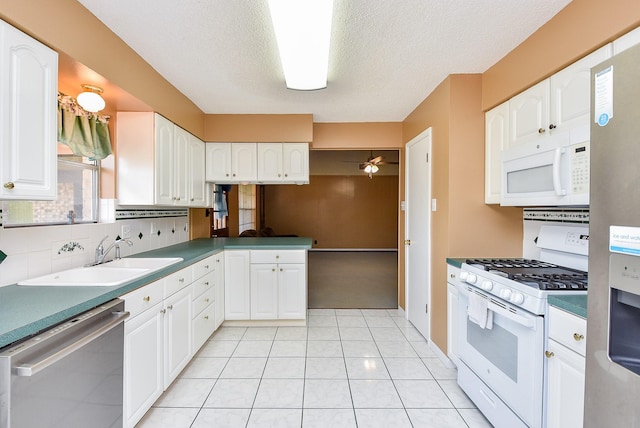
[[137, 309, 493, 428]]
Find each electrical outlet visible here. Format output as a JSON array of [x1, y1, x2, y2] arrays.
[[121, 224, 131, 239], [150, 222, 157, 235]]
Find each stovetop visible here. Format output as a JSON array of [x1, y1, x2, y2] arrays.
[[465, 258, 588, 291]]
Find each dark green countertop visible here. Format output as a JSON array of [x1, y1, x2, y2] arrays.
[[548, 294, 588, 319], [0, 237, 312, 349], [446, 258, 467, 268]]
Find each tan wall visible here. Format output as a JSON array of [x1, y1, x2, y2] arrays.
[[483, 0, 640, 110], [313, 123, 403, 149], [263, 176, 399, 248], [204, 114, 313, 142], [402, 74, 523, 353]]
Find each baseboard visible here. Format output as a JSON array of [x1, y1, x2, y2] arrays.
[[429, 340, 456, 369]]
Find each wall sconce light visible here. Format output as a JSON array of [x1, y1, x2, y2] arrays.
[[268, 0, 334, 90], [77, 84, 106, 112]]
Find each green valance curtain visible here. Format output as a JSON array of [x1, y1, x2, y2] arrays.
[[57, 93, 112, 160]]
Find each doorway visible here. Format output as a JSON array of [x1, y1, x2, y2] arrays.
[[405, 129, 432, 340]]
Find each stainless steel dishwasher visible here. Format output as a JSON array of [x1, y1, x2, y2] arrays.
[[0, 299, 129, 428]]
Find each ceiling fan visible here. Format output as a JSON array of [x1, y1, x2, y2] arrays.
[[358, 152, 399, 178]]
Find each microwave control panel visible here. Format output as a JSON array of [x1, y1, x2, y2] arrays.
[[570, 142, 590, 195]]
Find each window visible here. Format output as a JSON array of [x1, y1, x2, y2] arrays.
[[2, 154, 99, 227], [211, 186, 229, 237], [238, 184, 256, 234]]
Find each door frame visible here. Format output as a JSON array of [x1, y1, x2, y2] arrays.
[[404, 128, 432, 339]]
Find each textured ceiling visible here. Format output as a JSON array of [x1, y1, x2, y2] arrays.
[[76, 0, 571, 123]]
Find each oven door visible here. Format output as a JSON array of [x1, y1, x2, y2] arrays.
[[457, 285, 544, 428]]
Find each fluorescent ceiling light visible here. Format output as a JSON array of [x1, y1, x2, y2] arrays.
[[268, 0, 334, 90]]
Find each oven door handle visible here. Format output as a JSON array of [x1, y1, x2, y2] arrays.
[[487, 301, 535, 329]]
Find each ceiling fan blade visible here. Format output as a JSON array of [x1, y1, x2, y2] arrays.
[[369, 155, 384, 164], [377, 161, 399, 165]]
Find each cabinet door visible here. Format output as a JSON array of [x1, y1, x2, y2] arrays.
[[278, 263, 306, 319], [124, 304, 164, 428], [484, 102, 509, 204], [614, 26, 640, 54], [188, 135, 207, 206], [283, 143, 309, 183], [164, 285, 192, 388], [231, 143, 257, 181], [173, 126, 190, 205], [546, 340, 585, 428], [509, 79, 549, 148], [205, 142, 232, 182], [257, 143, 283, 182], [214, 253, 225, 328], [251, 263, 279, 320], [549, 45, 612, 143], [224, 250, 251, 320], [0, 21, 58, 200], [154, 114, 175, 205]]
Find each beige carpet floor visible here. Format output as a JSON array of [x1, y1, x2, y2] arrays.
[[308, 251, 398, 309]]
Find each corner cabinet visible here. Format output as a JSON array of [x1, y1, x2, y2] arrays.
[[545, 305, 587, 428], [0, 20, 58, 200], [484, 102, 509, 204], [117, 112, 209, 207]]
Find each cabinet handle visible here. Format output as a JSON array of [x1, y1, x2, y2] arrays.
[[3, 182, 15, 189], [545, 351, 554, 358], [205, 265, 210, 269], [205, 281, 209, 286], [179, 278, 185, 283], [450, 274, 456, 279], [405, 240, 411, 245], [538, 128, 546, 134], [204, 315, 209, 320], [143, 296, 151, 302], [167, 305, 173, 310], [549, 124, 556, 130], [573, 333, 585, 341], [160, 309, 166, 314]]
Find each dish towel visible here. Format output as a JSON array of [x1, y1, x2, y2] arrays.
[[468, 293, 494, 329]]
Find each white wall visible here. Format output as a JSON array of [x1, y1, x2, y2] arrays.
[[0, 205, 189, 286]]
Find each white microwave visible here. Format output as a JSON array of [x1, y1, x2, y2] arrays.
[[501, 139, 589, 206]]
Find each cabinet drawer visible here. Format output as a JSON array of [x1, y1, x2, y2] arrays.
[[251, 250, 305, 264], [192, 272, 214, 298], [193, 303, 216, 353], [193, 287, 215, 317], [192, 255, 215, 280], [549, 306, 587, 356], [164, 267, 193, 298], [122, 279, 164, 319]]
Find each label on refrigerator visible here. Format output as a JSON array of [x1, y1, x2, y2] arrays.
[[594, 66, 613, 127], [610, 226, 640, 256]]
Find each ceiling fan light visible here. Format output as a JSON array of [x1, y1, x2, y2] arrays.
[[370, 164, 379, 173], [77, 84, 105, 112], [364, 164, 373, 173], [268, 0, 334, 90]]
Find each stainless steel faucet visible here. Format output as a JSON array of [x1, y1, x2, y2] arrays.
[[94, 236, 134, 264]]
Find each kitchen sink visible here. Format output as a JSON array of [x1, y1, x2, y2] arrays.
[[18, 257, 183, 287]]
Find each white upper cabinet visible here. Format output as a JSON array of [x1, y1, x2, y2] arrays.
[[614, 25, 640, 54], [205, 142, 257, 183], [0, 20, 58, 200], [484, 101, 509, 204], [549, 45, 612, 144], [257, 143, 309, 183], [509, 79, 550, 149], [117, 112, 208, 207], [509, 45, 612, 149]]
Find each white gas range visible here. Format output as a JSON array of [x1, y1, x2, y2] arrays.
[[455, 225, 588, 428]]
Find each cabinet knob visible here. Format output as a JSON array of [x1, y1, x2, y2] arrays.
[[3, 182, 15, 189], [205, 298, 210, 303], [160, 309, 166, 314], [179, 278, 185, 283], [190, 198, 194, 201], [205, 281, 209, 286], [284, 174, 288, 177], [167, 305, 173, 310], [405, 239, 411, 245], [272, 268, 276, 272], [143, 296, 151, 302], [280, 268, 283, 272], [205, 265, 210, 269], [538, 128, 546, 134], [545, 351, 554, 358], [549, 124, 557, 130], [573, 333, 585, 341], [450, 274, 455, 279], [204, 315, 209, 320], [278, 173, 281, 177], [226, 173, 230, 177], [233, 173, 236, 177]]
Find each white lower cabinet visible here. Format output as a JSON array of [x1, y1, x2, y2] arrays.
[[545, 306, 587, 428], [226, 249, 307, 321], [214, 253, 225, 329], [446, 263, 461, 366], [163, 285, 192, 388]]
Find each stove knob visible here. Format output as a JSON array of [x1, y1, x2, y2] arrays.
[[481, 280, 493, 291], [500, 288, 512, 300], [459, 271, 469, 281], [511, 293, 525, 304], [466, 273, 477, 285]]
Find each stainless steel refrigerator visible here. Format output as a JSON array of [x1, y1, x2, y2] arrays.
[[586, 42, 640, 426]]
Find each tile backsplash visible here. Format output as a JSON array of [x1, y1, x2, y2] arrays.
[[0, 205, 189, 287]]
